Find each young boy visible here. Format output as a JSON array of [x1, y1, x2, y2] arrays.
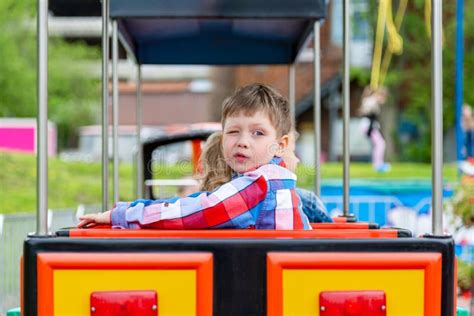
[[78, 84, 311, 230], [126, 129, 331, 224]]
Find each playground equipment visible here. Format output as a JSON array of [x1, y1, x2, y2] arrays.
[[21, 0, 457, 315]]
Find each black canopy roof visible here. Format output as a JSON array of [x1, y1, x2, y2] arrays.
[[108, 0, 327, 65], [49, 0, 101, 16], [49, 0, 327, 64]]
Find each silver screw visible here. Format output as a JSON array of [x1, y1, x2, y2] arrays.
[[152, 304, 157, 311], [320, 306, 326, 312], [91, 306, 96, 313], [381, 305, 386, 311]]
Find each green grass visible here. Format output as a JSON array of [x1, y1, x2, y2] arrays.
[[296, 162, 458, 188], [0, 152, 458, 214], [0, 152, 134, 213]]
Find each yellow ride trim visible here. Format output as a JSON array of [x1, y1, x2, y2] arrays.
[[282, 269, 424, 316], [53, 269, 196, 316]]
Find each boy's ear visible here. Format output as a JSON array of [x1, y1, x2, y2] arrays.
[[275, 134, 289, 157]]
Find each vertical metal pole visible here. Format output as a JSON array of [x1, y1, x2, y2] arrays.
[[431, 0, 443, 235], [112, 20, 119, 204], [289, 64, 296, 121], [313, 21, 321, 196], [101, 0, 109, 212], [136, 65, 143, 198], [342, 0, 351, 215], [455, 0, 464, 163], [36, 0, 48, 235]]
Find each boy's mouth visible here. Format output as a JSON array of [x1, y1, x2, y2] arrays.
[[234, 153, 249, 163]]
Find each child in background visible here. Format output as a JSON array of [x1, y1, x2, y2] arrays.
[[78, 84, 311, 230], [284, 131, 332, 223], [199, 131, 331, 222], [199, 131, 232, 192], [359, 86, 391, 173]]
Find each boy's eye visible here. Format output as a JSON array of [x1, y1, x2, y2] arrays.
[[226, 130, 238, 134], [253, 130, 264, 136]]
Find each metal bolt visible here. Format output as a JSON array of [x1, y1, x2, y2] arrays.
[[91, 306, 96, 313], [320, 306, 326, 312], [381, 305, 386, 311], [152, 304, 157, 311]]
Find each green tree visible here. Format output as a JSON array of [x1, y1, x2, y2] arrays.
[[391, 0, 474, 161], [0, 0, 100, 149]]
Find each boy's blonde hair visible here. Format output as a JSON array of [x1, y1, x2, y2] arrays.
[[221, 83, 292, 137], [199, 131, 232, 191]]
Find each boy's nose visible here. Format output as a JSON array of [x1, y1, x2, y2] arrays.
[[237, 141, 249, 148], [236, 135, 249, 148]]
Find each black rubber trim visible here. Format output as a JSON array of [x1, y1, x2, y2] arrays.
[[337, 214, 357, 223], [395, 228, 413, 238], [55, 229, 71, 237], [368, 223, 380, 229]]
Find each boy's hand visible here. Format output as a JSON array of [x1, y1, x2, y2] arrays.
[[77, 210, 112, 228]]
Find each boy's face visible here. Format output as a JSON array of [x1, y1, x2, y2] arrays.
[[222, 110, 288, 173], [282, 132, 300, 172]]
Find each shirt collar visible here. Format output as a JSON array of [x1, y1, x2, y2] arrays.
[[232, 156, 284, 178]]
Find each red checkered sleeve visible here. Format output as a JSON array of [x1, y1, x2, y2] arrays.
[[117, 171, 268, 229]]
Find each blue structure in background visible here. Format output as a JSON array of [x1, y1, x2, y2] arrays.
[[455, 0, 464, 162], [320, 180, 474, 261], [455, 244, 474, 262], [320, 180, 454, 227]]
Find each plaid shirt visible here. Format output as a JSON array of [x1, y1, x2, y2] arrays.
[[111, 157, 311, 230]]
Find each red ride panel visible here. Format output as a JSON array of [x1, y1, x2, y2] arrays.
[[319, 290, 386, 316], [90, 290, 158, 316]]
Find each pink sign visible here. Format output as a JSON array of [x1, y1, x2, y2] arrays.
[[0, 127, 35, 153], [0, 119, 56, 156]]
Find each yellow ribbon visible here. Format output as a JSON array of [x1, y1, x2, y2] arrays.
[[379, 0, 408, 86], [370, 0, 388, 90], [371, 0, 407, 89]]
